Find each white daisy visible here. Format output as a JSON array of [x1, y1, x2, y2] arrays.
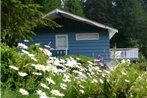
[[24, 40, 29, 42], [18, 43, 28, 49], [121, 59, 126, 63], [9, 65, 19, 71], [42, 49, 52, 56], [79, 85, 85, 89], [91, 79, 98, 83], [121, 71, 127, 75], [46, 77, 55, 84], [125, 79, 130, 83], [36, 90, 43, 95], [31, 57, 38, 62], [46, 65, 56, 72], [18, 72, 28, 77], [51, 90, 64, 97], [36, 64, 46, 72], [60, 83, 67, 90], [40, 92, 49, 98], [99, 78, 104, 84], [40, 83, 49, 89], [19, 88, 29, 95], [79, 89, 84, 94], [32, 72, 42, 76]]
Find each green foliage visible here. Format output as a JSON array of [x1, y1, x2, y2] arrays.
[[111, 0, 146, 43], [83, 0, 147, 58], [28, 44, 48, 65], [64, 0, 84, 17], [109, 62, 140, 97], [143, 0, 147, 11], [1, 0, 54, 47], [83, 0, 113, 26], [132, 62, 147, 71], [1, 43, 48, 89], [1, 43, 147, 98], [1, 88, 38, 98], [128, 72, 147, 97], [111, 0, 147, 58], [34, 0, 62, 13]]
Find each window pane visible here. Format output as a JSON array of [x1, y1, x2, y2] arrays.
[[56, 35, 68, 50], [76, 33, 99, 40]]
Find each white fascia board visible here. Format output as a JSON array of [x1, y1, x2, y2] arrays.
[[108, 29, 117, 39], [42, 9, 118, 39], [42, 9, 60, 19]]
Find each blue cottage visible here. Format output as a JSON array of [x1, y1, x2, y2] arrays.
[[31, 9, 118, 61]]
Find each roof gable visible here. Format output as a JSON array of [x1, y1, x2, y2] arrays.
[[42, 9, 118, 39]]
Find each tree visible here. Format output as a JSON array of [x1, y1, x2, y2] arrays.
[[1, 0, 53, 47], [83, 0, 147, 57], [83, 0, 113, 26], [110, 0, 147, 57], [64, 0, 84, 16], [143, 0, 147, 11], [34, 0, 62, 13]]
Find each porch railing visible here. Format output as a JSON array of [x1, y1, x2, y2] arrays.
[[51, 49, 68, 57], [110, 48, 139, 60]]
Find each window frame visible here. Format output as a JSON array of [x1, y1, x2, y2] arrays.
[[76, 33, 99, 40], [55, 34, 68, 50]]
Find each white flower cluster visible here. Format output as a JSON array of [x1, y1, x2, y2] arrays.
[[10, 43, 134, 97]]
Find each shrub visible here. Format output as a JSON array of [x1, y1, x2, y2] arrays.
[[1, 43, 147, 98], [128, 72, 147, 97], [132, 62, 147, 71], [1, 43, 48, 89]]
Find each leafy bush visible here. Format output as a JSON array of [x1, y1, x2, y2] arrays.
[[132, 62, 147, 71], [1, 43, 147, 98], [128, 72, 147, 97], [1, 43, 48, 89]]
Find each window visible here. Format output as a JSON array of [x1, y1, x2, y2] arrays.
[[56, 34, 68, 50], [76, 33, 99, 40]]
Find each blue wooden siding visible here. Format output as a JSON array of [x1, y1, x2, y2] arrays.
[[68, 31, 110, 60], [30, 31, 110, 61], [31, 30, 56, 48], [27, 17, 110, 61]]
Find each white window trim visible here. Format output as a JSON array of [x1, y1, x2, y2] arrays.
[[55, 34, 68, 50], [76, 33, 99, 40]]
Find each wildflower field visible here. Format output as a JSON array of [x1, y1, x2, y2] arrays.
[[1, 43, 147, 98]]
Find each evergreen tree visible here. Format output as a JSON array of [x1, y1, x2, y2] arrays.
[[83, 0, 113, 25], [83, 0, 147, 57], [143, 0, 147, 11], [111, 0, 147, 57], [64, 0, 84, 16]]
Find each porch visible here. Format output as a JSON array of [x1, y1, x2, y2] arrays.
[[110, 48, 139, 60], [50, 48, 139, 61]]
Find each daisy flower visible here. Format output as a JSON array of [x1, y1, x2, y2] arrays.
[[9, 65, 19, 71], [19, 88, 29, 95], [18, 72, 28, 77]]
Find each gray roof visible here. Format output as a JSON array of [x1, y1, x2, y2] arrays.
[[42, 9, 118, 39]]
